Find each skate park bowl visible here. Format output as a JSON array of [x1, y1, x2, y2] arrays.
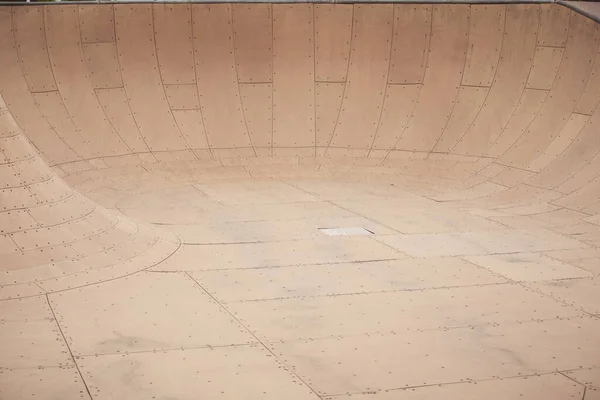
[[1, 1, 600, 398]]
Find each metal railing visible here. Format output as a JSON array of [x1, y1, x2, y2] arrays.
[[0, 0, 598, 25]]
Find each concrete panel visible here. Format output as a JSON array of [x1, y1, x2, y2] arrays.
[[328, 5, 393, 154], [193, 4, 251, 150], [315, 82, 345, 150], [501, 13, 600, 168], [526, 46, 564, 90], [78, 345, 320, 400], [48, 273, 254, 355], [172, 109, 210, 151], [0, 9, 77, 165], [164, 84, 200, 110], [114, 4, 188, 152], [233, 4, 273, 83], [191, 257, 504, 302], [314, 4, 352, 82], [394, 5, 470, 152], [33, 90, 91, 159], [271, 318, 600, 395], [83, 42, 122, 89], [461, 5, 505, 87], [324, 374, 582, 400], [272, 4, 315, 152], [95, 87, 149, 153], [2, 4, 600, 399], [153, 4, 196, 85], [78, 4, 115, 43], [45, 6, 127, 157], [12, 7, 57, 93], [453, 5, 540, 156], [371, 84, 421, 152], [388, 5, 431, 84], [239, 83, 272, 151]]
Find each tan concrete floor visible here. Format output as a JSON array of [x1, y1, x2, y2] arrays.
[[1, 2, 600, 399], [4, 165, 600, 399]]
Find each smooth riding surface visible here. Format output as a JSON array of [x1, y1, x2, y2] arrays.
[[0, 3, 599, 399]]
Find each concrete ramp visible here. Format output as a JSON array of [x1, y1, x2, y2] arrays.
[[1, 3, 600, 399]]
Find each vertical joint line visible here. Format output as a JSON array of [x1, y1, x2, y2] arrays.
[[46, 294, 94, 400]]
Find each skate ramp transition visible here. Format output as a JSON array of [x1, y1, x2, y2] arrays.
[[2, 2, 600, 399]]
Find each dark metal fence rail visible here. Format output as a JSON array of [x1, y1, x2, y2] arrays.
[[0, 0, 598, 26]]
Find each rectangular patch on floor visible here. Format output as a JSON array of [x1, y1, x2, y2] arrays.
[[318, 227, 373, 236]]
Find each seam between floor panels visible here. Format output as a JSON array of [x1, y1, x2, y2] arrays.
[[184, 271, 325, 400], [45, 294, 94, 400]]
